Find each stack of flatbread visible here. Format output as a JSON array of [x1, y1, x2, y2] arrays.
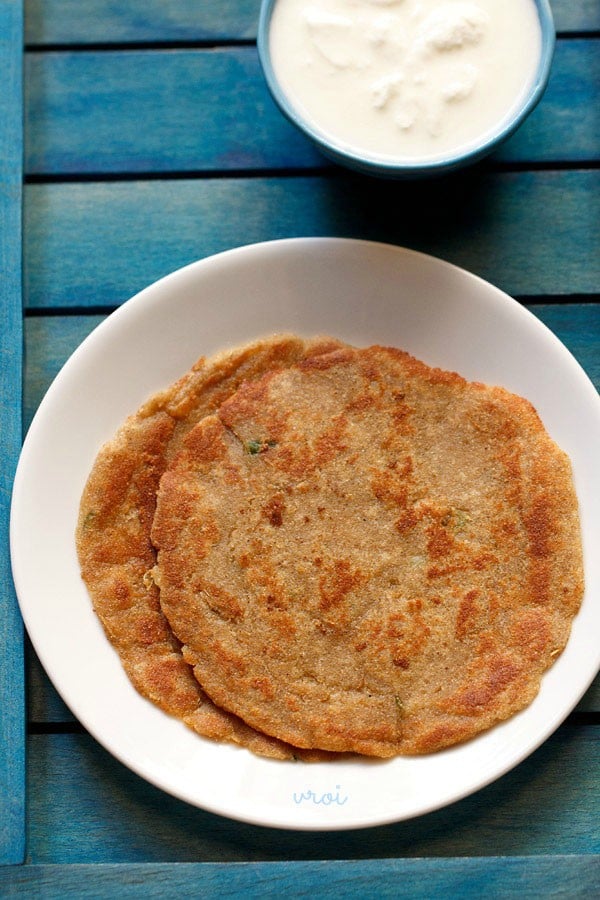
[[76, 335, 584, 759]]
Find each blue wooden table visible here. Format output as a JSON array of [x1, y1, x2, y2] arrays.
[[1, 1, 599, 895]]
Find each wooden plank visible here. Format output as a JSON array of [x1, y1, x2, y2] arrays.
[[23, 1, 600, 44], [25, 728, 599, 862], [27, 641, 72, 723], [24, 170, 600, 310], [550, 0, 600, 33], [25, 0, 261, 44], [579, 682, 600, 712], [23, 41, 599, 176], [24, 47, 320, 175], [499, 39, 600, 164], [0, 0, 25, 867], [554, 0, 600, 32], [2, 857, 600, 898]]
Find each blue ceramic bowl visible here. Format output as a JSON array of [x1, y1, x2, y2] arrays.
[[258, 0, 555, 178]]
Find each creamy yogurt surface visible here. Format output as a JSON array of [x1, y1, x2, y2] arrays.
[[268, 0, 542, 163]]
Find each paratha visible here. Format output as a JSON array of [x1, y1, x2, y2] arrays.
[[152, 344, 584, 757], [76, 334, 344, 760]]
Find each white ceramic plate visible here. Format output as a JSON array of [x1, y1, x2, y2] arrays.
[[10, 238, 600, 831]]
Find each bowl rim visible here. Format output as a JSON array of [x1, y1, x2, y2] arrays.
[[257, 0, 556, 177]]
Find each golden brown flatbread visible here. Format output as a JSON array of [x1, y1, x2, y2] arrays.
[[152, 344, 584, 757], [76, 334, 344, 760]]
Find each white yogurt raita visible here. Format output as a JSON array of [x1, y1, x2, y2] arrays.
[[268, 0, 543, 163]]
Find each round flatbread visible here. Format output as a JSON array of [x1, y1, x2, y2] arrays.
[[153, 344, 584, 757], [76, 334, 343, 760]]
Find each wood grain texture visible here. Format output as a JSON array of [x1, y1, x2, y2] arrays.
[[24, 170, 600, 310], [0, 0, 25, 868], [24, 46, 321, 174], [23, 41, 600, 175], [25, 0, 261, 44], [23, 1, 600, 44], [25, 728, 600, 862], [501, 39, 600, 164], [553, 0, 600, 32], [26, 641, 72, 723], [2, 857, 600, 898]]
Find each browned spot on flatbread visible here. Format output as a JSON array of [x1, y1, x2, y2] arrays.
[[318, 559, 367, 613], [444, 654, 522, 716], [454, 590, 481, 641], [426, 521, 456, 559], [263, 494, 285, 527]]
